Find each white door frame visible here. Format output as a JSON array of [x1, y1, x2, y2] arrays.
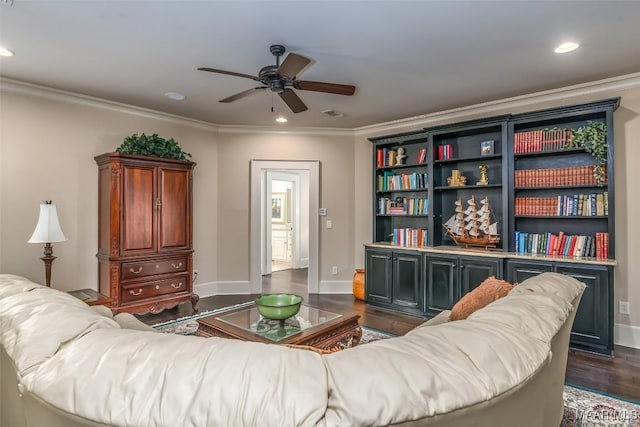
[[250, 160, 319, 294]]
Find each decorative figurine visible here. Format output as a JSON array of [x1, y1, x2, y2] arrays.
[[396, 147, 407, 165], [477, 165, 489, 185], [447, 169, 467, 187]]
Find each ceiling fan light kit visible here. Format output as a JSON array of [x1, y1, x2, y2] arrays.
[[198, 44, 356, 114]]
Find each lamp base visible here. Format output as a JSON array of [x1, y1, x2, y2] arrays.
[[41, 242, 56, 287]]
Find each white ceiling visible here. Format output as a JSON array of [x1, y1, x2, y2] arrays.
[[1, 1, 640, 129]]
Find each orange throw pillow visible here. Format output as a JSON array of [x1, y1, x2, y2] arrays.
[[449, 276, 513, 321]]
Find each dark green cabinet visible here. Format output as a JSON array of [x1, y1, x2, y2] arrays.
[[505, 260, 612, 355], [426, 255, 502, 317], [365, 248, 424, 315], [365, 248, 392, 304], [506, 260, 553, 284]]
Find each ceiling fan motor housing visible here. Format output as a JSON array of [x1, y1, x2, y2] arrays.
[[259, 65, 287, 93]]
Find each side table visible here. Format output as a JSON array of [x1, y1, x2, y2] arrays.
[[68, 288, 111, 307]]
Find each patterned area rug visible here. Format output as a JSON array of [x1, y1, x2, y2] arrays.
[[152, 309, 640, 426]]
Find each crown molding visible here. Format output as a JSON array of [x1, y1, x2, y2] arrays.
[[217, 124, 353, 136], [4, 72, 640, 138], [353, 72, 640, 137], [0, 78, 220, 132]]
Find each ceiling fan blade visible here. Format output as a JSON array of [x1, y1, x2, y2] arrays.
[[293, 80, 356, 96], [198, 67, 260, 81], [277, 53, 311, 79], [278, 89, 308, 113], [219, 87, 267, 103]]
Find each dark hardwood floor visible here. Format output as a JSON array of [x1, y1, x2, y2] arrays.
[[139, 268, 640, 403]]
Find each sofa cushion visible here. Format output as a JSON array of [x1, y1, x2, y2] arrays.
[[0, 277, 119, 378], [23, 329, 328, 427], [469, 272, 585, 343], [449, 276, 513, 321], [324, 317, 550, 426]]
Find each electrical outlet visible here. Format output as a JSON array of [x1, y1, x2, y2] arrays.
[[331, 266, 338, 275], [193, 270, 199, 282], [326, 220, 333, 229], [619, 301, 630, 315]]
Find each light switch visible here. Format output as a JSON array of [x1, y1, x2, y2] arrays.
[[326, 220, 333, 229]]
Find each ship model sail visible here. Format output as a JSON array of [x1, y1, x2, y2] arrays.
[[443, 196, 500, 247]]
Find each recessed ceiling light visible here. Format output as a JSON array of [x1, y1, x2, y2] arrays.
[[554, 42, 579, 54], [164, 92, 185, 101], [0, 46, 15, 57], [275, 116, 288, 123]]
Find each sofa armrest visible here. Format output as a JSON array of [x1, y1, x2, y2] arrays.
[[113, 313, 158, 332]]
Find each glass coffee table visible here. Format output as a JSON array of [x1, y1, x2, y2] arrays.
[[196, 304, 361, 351]]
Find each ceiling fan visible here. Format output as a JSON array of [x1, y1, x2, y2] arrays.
[[198, 44, 356, 113]]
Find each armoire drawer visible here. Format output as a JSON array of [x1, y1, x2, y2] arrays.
[[121, 257, 188, 281], [121, 274, 189, 303]]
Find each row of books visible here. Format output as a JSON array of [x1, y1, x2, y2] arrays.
[[378, 197, 429, 215], [377, 171, 428, 192], [514, 231, 609, 258], [515, 192, 609, 217], [514, 128, 574, 154], [435, 144, 453, 160], [376, 147, 428, 168], [514, 165, 604, 187], [391, 228, 428, 248]]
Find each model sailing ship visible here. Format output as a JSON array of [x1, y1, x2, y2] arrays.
[[443, 196, 500, 247]]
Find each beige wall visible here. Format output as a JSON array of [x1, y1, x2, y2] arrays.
[[216, 131, 355, 282], [1, 78, 639, 336], [0, 90, 220, 291], [0, 88, 355, 291]]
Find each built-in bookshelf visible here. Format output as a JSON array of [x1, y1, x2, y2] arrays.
[[367, 98, 619, 355], [430, 118, 508, 249], [371, 130, 430, 248], [508, 99, 616, 259]]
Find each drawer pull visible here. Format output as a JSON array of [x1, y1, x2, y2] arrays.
[[129, 289, 143, 296], [171, 282, 183, 289], [155, 285, 160, 290], [171, 262, 183, 269], [129, 267, 143, 274]]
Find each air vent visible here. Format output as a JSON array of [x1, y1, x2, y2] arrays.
[[322, 109, 345, 118]]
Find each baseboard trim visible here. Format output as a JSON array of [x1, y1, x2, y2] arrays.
[[194, 281, 251, 298], [614, 323, 640, 349], [318, 281, 353, 294]]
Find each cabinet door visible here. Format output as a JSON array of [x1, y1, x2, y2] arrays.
[[159, 168, 191, 251], [555, 265, 612, 354], [426, 256, 458, 317], [505, 260, 553, 284], [459, 256, 502, 295], [121, 164, 156, 254], [392, 252, 424, 313], [365, 249, 392, 304]]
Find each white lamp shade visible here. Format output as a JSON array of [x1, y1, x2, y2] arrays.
[[28, 204, 67, 243]]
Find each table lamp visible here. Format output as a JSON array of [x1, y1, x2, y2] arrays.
[[28, 201, 67, 287]]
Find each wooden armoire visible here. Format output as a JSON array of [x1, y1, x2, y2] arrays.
[[95, 153, 198, 314]]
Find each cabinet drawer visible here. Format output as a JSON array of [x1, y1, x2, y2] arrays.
[[121, 274, 189, 303], [121, 257, 187, 280]]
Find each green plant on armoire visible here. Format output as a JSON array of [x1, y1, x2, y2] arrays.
[[116, 133, 192, 161]]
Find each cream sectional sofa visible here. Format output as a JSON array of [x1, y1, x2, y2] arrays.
[[0, 272, 584, 427]]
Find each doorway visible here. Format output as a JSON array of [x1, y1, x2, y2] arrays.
[[249, 160, 319, 294], [268, 173, 307, 273]]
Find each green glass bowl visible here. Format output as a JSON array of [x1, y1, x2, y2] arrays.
[[255, 294, 303, 320]]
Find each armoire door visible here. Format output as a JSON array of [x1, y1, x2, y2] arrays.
[[121, 164, 156, 255], [159, 167, 190, 251]]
